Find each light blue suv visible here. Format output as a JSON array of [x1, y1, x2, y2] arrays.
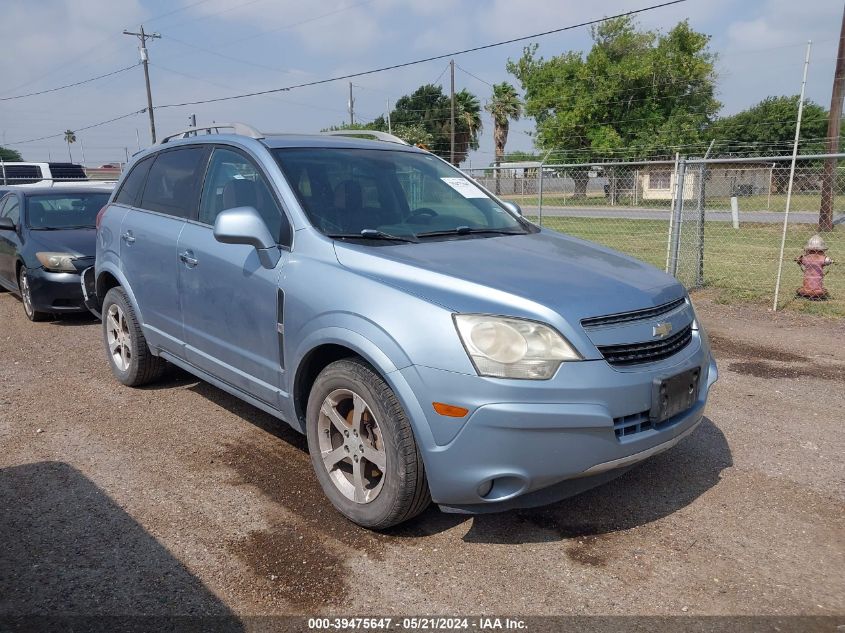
[[88, 123, 717, 529]]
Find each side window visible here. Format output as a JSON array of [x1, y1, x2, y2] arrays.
[[199, 148, 290, 245], [1, 196, 20, 225], [115, 156, 153, 207], [140, 147, 207, 218]]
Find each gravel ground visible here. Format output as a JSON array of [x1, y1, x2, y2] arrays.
[[0, 291, 843, 621]]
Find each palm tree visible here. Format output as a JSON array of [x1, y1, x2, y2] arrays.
[[485, 82, 522, 193], [64, 130, 77, 163], [454, 89, 482, 165]]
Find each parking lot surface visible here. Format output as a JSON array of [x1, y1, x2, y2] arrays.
[[0, 292, 843, 617]]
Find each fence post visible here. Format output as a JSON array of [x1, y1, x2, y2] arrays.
[[669, 158, 687, 278], [538, 164, 544, 226], [695, 161, 706, 288]]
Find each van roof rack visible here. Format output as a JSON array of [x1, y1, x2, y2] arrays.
[[158, 122, 264, 144], [321, 130, 409, 145]]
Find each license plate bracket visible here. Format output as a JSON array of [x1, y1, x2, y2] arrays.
[[650, 367, 700, 424]]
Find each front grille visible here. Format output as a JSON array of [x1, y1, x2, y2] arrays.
[[581, 297, 686, 328], [597, 324, 693, 366]]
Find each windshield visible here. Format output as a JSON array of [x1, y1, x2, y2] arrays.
[[26, 193, 110, 229], [273, 148, 531, 241]]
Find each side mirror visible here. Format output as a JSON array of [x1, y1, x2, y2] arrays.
[[0, 217, 15, 231], [501, 201, 522, 216], [213, 206, 281, 268]]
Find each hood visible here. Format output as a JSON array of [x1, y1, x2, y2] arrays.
[[334, 230, 685, 324], [26, 227, 97, 258]]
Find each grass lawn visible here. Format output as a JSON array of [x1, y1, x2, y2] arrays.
[[527, 215, 845, 318]]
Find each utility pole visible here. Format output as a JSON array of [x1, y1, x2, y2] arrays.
[[188, 113, 197, 136], [450, 59, 456, 165], [819, 5, 845, 232], [348, 82, 355, 126], [123, 25, 161, 144], [386, 99, 392, 134]]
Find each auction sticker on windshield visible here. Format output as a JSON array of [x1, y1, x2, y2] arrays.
[[441, 177, 486, 198]]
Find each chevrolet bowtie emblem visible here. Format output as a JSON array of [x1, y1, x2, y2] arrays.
[[653, 322, 673, 338]]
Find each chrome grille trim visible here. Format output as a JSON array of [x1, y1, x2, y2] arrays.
[[581, 297, 686, 328]]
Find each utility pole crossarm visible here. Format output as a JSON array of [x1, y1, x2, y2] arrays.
[[124, 25, 160, 144]]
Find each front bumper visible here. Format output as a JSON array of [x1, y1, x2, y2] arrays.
[[395, 331, 717, 512], [26, 266, 88, 314]]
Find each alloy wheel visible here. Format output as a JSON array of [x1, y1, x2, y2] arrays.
[[317, 388, 387, 504], [106, 303, 132, 372], [19, 269, 34, 318]]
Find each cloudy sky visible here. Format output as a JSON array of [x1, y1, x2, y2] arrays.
[[0, 0, 841, 166]]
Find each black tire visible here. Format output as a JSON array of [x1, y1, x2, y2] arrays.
[[101, 286, 166, 387], [18, 267, 49, 322], [306, 358, 430, 529]]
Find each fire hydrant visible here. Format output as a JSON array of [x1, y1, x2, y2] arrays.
[[796, 234, 834, 300]]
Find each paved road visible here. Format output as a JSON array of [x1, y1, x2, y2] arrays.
[[521, 205, 843, 225]]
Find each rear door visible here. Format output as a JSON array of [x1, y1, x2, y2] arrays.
[[177, 145, 291, 407], [120, 146, 209, 356]]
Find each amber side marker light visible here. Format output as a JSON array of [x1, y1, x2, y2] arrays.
[[432, 402, 469, 418]]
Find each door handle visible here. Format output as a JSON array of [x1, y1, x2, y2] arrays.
[[121, 231, 135, 244], [179, 251, 199, 267]]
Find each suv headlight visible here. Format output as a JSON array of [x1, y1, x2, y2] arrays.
[[453, 314, 581, 379], [36, 252, 77, 272]]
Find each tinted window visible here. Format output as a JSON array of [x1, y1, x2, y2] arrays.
[[26, 193, 110, 229], [47, 163, 87, 181], [2, 165, 41, 185], [273, 148, 526, 239], [1, 195, 20, 225], [200, 147, 289, 245], [140, 147, 207, 218], [115, 156, 153, 207]]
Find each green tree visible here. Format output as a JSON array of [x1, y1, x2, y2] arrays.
[[64, 129, 77, 162], [705, 95, 830, 155], [508, 17, 720, 196], [0, 146, 23, 161], [485, 82, 522, 192]]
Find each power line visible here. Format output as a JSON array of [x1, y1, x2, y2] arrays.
[[0, 64, 139, 102], [5, 110, 145, 145], [153, 0, 689, 110]]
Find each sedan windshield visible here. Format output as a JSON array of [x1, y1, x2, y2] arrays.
[[26, 193, 110, 229], [273, 148, 531, 241]]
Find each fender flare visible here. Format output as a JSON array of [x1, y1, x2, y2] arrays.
[[95, 263, 144, 326]]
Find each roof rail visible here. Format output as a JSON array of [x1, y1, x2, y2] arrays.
[[158, 122, 264, 144], [321, 130, 409, 146]]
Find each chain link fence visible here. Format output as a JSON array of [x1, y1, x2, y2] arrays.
[[465, 155, 845, 317]]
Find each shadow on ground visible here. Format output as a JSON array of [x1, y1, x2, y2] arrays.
[[165, 366, 731, 547], [0, 461, 242, 631]]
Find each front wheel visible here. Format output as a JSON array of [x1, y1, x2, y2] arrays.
[[306, 358, 430, 529], [18, 267, 49, 322], [101, 287, 166, 387]]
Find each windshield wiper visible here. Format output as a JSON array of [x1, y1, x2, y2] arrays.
[[415, 226, 526, 238], [327, 229, 419, 243]]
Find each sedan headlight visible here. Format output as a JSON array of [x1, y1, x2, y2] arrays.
[[453, 314, 581, 379], [36, 252, 77, 273]]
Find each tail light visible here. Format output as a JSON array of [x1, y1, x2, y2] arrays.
[[95, 205, 109, 229]]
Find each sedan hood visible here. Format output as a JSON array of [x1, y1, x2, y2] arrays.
[[334, 230, 685, 323], [27, 227, 96, 258]]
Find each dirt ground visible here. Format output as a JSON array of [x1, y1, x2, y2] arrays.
[[0, 290, 843, 622]]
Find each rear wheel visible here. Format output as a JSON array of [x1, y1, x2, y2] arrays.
[[101, 287, 166, 386], [306, 358, 430, 529], [18, 267, 49, 322]]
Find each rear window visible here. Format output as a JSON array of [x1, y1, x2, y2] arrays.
[[115, 156, 153, 207], [140, 147, 207, 218], [47, 163, 87, 182], [2, 165, 42, 185], [26, 193, 111, 229]]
